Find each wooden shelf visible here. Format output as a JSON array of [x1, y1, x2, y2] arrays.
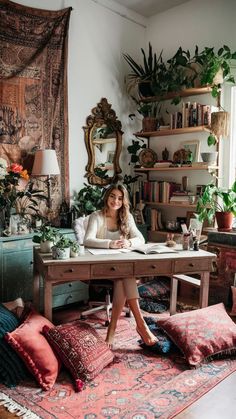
[[134, 165, 218, 173], [139, 86, 213, 103], [145, 202, 197, 209], [134, 125, 210, 138]]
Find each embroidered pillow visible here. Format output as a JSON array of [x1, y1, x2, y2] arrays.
[[138, 277, 170, 300], [158, 303, 236, 366], [43, 320, 114, 391], [231, 286, 236, 316], [0, 304, 28, 387], [5, 310, 60, 390]]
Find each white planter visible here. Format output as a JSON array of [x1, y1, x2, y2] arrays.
[[40, 240, 53, 253], [201, 152, 218, 164], [52, 246, 70, 260], [70, 249, 79, 258]]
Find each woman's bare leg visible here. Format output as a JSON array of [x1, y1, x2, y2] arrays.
[[105, 280, 126, 346], [127, 298, 157, 346]]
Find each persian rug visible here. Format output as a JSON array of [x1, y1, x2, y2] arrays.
[[0, 314, 236, 419], [0, 0, 72, 217]]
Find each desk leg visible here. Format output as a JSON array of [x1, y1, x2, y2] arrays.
[[170, 276, 178, 315], [199, 272, 210, 308], [44, 279, 52, 321], [33, 270, 40, 311]]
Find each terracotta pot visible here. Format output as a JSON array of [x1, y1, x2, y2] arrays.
[[215, 211, 233, 232], [142, 117, 157, 132]]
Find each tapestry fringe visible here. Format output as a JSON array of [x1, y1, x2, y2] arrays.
[[0, 392, 41, 419]]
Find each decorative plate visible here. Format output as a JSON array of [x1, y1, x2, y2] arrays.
[[139, 148, 157, 168]]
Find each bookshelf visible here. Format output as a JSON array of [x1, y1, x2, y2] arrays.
[[134, 126, 210, 138], [139, 86, 213, 103], [133, 86, 218, 240]]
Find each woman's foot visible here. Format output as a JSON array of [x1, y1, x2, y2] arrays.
[[105, 323, 116, 348], [136, 323, 158, 347]]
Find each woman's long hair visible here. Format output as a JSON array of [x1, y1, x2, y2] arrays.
[[102, 184, 130, 238]]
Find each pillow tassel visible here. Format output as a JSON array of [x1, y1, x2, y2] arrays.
[[75, 378, 84, 392]]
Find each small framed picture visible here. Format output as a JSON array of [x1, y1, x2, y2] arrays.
[[180, 140, 200, 162]]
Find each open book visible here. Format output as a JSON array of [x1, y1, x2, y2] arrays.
[[131, 243, 178, 255]]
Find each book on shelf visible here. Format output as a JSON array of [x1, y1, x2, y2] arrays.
[[131, 243, 178, 255]]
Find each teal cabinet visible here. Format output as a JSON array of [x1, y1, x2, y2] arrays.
[[0, 229, 89, 306]]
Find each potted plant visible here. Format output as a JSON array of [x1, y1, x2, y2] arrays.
[[72, 183, 105, 217], [137, 101, 162, 132], [32, 224, 60, 253], [193, 45, 236, 98], [196, 181, 236, 231], [70, 240, 80, 257], [52, 234, 71, 260], [123, 42, 161, 97]]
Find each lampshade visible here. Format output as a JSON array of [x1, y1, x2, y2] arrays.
[[32, 149, 60, 176]]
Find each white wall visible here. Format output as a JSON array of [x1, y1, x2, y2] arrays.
[[7, 0, 236, 195], [14, 0, 146, 198], [146, 0, 236, 186]]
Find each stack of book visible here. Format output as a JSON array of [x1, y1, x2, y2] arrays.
[[169, 191, 196, 204]]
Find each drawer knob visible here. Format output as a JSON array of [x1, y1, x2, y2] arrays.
[[111, 266, 116, 271], [189, 263, 194, 267], [69, 283, 72, 287], [151, 265, 156, 269], [68, 268, 74, 273]]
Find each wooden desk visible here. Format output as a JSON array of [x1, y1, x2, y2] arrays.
[[33, 247, 216, 321]]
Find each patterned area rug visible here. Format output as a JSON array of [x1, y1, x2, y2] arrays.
[[0, 314, 236, 419]]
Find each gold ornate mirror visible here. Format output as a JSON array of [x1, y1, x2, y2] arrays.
[[83, 98, 123, 185]]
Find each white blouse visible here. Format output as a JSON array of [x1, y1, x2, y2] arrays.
[[84, 210, 145, 249]]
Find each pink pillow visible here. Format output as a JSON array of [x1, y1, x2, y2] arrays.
[[158, 303, 236, 366], [43, 320, 114, 391], [231, 286, 236, 316], [5, 310, 60, 390]]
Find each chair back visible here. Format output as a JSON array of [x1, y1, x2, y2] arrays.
[[73, 215, 90, 244]]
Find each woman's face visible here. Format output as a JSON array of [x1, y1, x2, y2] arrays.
[[107, 188, 123, 211]]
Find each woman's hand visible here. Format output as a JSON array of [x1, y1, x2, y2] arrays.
[[109, 239, 131, 249]]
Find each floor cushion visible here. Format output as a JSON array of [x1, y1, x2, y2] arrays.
[[158, 303, 236, 366], [43, 320, 114, 391], [0, 304, 28, 387], [5, 310, 60, 390]]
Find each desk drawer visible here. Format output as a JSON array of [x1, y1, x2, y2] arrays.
[[91, 263, 133, 278], [52, 289, 88, 308], [135, 260, 171, 276], [53, 280, 88, 296], [48, 264, 90, 280], [174, 258, 210, 273]]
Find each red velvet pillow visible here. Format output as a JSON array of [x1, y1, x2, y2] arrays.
[[43, 320, 114, 391], [5, 310, 60, 390], [158, 303, 236, 366]]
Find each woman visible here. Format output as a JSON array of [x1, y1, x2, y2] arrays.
[[84, 183, 157, 347]]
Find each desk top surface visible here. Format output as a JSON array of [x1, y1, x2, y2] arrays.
[[34, 247, 216, 266]]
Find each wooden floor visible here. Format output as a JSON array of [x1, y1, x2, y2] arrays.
[[0, 371, 236, 418]]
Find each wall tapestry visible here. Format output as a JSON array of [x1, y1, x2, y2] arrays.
[[0, 0, 72, 220]]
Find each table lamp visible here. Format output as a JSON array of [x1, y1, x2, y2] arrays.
[[32, 149, 60, 208]]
